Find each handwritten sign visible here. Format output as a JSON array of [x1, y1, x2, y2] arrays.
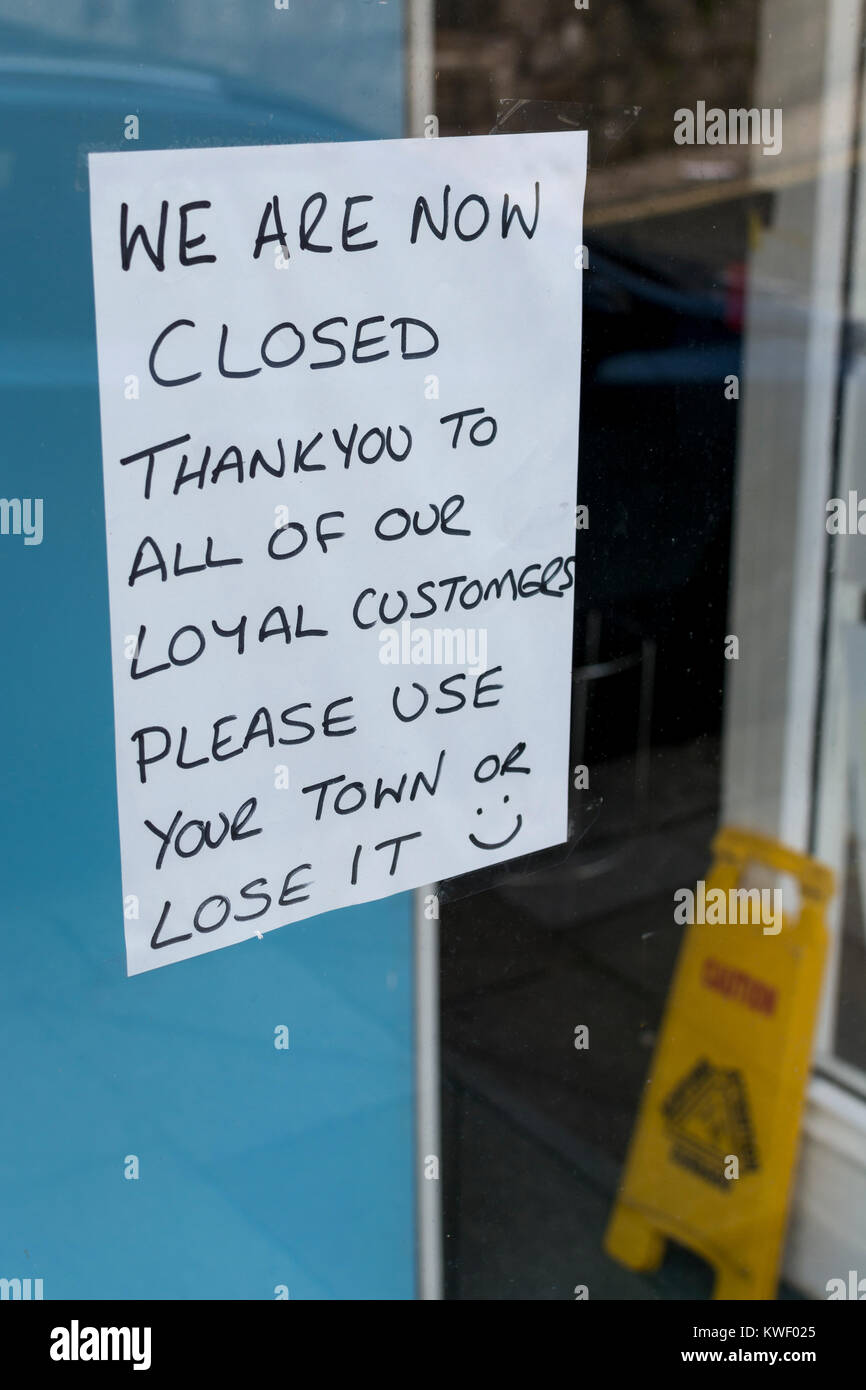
[[88, 133, 587, 975]]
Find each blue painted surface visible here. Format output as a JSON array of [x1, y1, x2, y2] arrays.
[[0, 6, 414, 1300]]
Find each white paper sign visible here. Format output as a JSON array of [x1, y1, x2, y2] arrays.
[[88, 132, 587, 975]]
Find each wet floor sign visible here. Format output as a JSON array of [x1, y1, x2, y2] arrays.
[[604, 827, 833, 1299]]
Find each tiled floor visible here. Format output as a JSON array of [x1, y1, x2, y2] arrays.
[[439, 737, 810, 1300]]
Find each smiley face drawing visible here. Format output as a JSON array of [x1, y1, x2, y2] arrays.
[[469, 793, 523, 851], [469, 742, 531, 851]]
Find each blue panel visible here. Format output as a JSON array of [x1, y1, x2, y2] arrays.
[[0, 4, 414, 1300]]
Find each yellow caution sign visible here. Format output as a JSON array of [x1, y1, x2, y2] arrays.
[[604, 827, 833, 1300]]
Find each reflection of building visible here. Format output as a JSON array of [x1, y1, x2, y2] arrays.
[[435, 0, 769, 240], [436, 0, 758, 152]]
